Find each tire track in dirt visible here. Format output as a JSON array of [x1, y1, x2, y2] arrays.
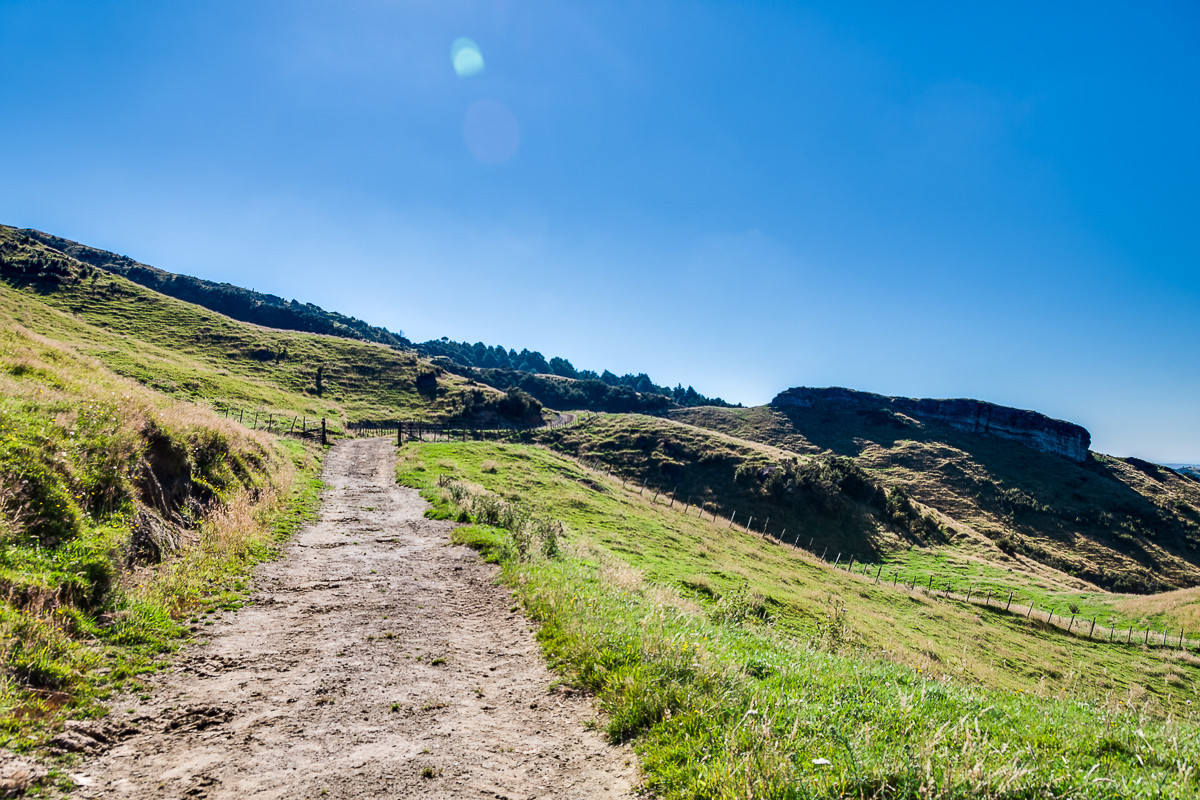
[[75, 438, 635, 799]]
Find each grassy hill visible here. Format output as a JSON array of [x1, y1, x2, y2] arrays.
[[398, 439, 1200, 798], [17, 226, 411, 349], [5, 222, 1200, 795], [0, 225, 532, 428], [0, 309, 322, 752], [673, 404, 1200, 597], [531, 413, 944, 558], [11, 225, 728, 416]]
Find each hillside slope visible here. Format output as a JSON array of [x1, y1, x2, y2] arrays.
[[0, 308, 317, 746], [0, 226, 529, 427], [16, 226, 410, 348], [11, 225, 726, 415], [674, 393, 1200, 594]]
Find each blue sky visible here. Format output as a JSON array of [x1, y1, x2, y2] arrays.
[[2, 1, 1198, 460]]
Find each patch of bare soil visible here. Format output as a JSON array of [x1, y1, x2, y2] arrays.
[[74, 438, 635, 799]]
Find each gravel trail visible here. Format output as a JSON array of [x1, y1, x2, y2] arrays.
[[75, 437, 635, 799]]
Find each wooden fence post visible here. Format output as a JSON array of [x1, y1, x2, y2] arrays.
[[728, 511, 736, 529], [1067, 614, 1075, 633], [321, 418, 326, 446], [833, 553, 841, 568], [1005, 591, 1013, 612], [875, 564, 883, 584], [846, 555, 854, 572], [985, 588, 992, 606]]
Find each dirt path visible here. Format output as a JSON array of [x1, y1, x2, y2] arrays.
[[75, 438, 635, 799]]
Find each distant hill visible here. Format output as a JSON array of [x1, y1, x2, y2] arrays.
[[674, 388, 1200, 593], [416, 337, 735, 409]]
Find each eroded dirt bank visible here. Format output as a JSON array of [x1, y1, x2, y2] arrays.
[[75, 438, 635, 799]]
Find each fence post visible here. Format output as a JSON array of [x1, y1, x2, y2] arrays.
[[728, 511, 736, 529], [985, 588, 992, 606], [833, 553, 841, 568], [321, 418, 326, 446], [927, 574, 933, 590], [745, 516, 754, 533], [763, 517, 770, 537], [1144, 628, 1150, 645], [966, 586, 973, 602], [1005, 591, 1013, 612], [875, 564, 883, 584], [1067, 614, 1075, 633], [820, 546, 827, 560], [846, 555, 854, 572], [1026, 602, 1034, 619]]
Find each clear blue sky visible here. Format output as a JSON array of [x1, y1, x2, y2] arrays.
[[2, 1, 1197, 461]]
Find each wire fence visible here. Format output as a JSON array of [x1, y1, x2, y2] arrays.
[[212, 403, 1192, 653], [564, 455, 1200, 656]]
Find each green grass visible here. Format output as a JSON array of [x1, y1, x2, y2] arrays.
[[673, 405, 1200, 597], [0, 314, 323, 755], [544, 409, 1200, 638], [399, 440, 1200, 798], [399, 442, 1200, 710], [0, 225, 501, 428]]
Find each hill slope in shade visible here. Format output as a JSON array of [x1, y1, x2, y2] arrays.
[[673, 396, 1200, 594]]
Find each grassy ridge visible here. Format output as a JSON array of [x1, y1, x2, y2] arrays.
[[0, 314, 322, 756], [399, 440, 1200, 798], [532, 414, 944, 559], [673, 405, 1200, 595], [0, 225, 500, 426]]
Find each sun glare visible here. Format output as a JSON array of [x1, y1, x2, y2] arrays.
[[451, 37, 484, 78]]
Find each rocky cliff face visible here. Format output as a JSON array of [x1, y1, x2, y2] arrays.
[[772, 387, 1092, 462]]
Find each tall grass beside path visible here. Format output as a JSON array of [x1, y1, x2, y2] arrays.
[[399, 442, 1200, 799]]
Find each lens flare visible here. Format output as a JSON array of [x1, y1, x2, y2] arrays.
[[451, 37, 484, 78], [463, 98, 520, 164]]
